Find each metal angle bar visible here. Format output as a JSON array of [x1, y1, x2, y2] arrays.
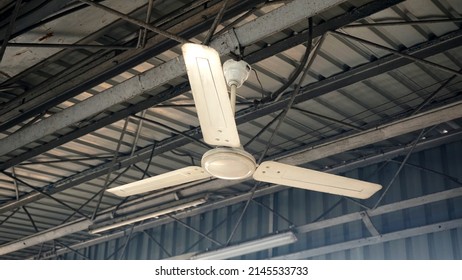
[[243, 110, 285, 148], [389, 159, 462, 186], [63, 166, 131, 224], [360, 211, 380, 237], [0, 83, 192, 172], [182, 204, 246, 255], [372, 129, 427, 209], [226, 183, 259, 245], [0, 219, 93, 256], [138, 140, 156, 180], [78, 0, 190, 44], [0, 0, 265, 133], [34, 185, 286, 259], [132, 115, 212, 149], [11, 167, 20, 200], [293, 107, 365, 132], [411, 74, 459, 115], [118, 224, 135, 260], [91, 117, 130, 220], [62, 189, 104, 224], [344, 18, 462, 28], [234, 0, 346, 46], [2, 95, 461, 219], [203, 0, 231, 45], [0, 0, 416, 171], [243, 0, 405, 64], [213, 4, 261, 38], [104, 242, 126, 260], [311, 198, 344, 223], [330, 30, 462, 77], [296, 187, 462, 234], [258, 18, 314, 164], [5, 43, 136, 50], [136, 0, 156, 48], [0, 171, 91, 220], [273, 218, 462, 260], [55, 240, 89, 260], [328, 129, 462, 175], [0, 0, 73, 46], [272, 33, 324, 103], [0, 0, 23, 63], [279, 101, 462, 166], [239, 30, 462, 126], [142, 230, 172, 258], [37, 186, 462, 259], [1, 94, 462, 223], [19, 156, 114, 165], [22, 206, 39, 232], [0, 208, 19, 227], [251, 199, 295, 227], [167, 214, 223, 246], [0, 50, 117, 125], [0, 0, 440, 223], [0, 0, 346, 158], [131, 111, 147, 156], [104, 231, 139, 260]]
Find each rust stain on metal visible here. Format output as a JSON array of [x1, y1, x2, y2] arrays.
[[38, 32, 54, 41], [14, 50, 27, 56]]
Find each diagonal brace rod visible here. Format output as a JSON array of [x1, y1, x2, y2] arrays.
[[78, 0, 190, 44], [331, 30, 462, 77]]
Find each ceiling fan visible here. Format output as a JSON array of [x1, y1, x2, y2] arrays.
[[107, 43, 382, 199]]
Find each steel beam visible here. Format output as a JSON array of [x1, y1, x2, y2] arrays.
[[272, 218, 462, 259], [0, 0, 408, 170], [4, 127, 461, 257], [0, 0, 346, 157], [0, 220, 93, 256], [0, 1, 73, 43], [296, 187, 462, 234], [78, 0, 190, 44], [34, 186, 462, 259], [0, 0, 265, 132], [5, 43, 136, 50], [1, 94, 461, 216], [233, 0, 346, 46], [279, 101, 462, 166], [1, 24, 460, 174], [0, 0, 23, 63]]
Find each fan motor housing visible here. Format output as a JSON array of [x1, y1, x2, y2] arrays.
[[201, 148, 256, 180]]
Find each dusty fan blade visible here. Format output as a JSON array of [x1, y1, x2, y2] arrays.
[[106, 166, 211, 197], [253, 161, 382, 199], [182, 43, 240, 148]]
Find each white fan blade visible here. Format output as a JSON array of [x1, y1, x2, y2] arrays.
[[253, 161, 382, 199], [107, 166, 211, 197], [182, 43, 240, 148]]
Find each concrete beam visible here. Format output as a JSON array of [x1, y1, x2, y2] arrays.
[[0, 0, 346, 157]]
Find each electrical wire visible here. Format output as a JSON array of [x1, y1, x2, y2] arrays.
[[257, 17, 314, 164], [261, 21, 315, 103]]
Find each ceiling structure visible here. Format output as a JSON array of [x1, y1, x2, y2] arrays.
[[0, 0, 461, 259]]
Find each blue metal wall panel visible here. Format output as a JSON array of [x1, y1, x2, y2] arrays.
[[63, 140, 462, 260]]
